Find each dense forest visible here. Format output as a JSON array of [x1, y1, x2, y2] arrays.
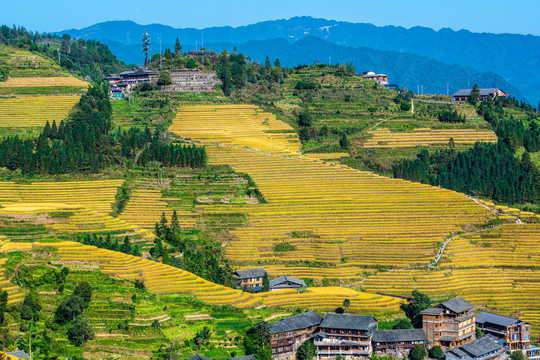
[[0, 24, 128, 80], [0, 82, 207, 175]]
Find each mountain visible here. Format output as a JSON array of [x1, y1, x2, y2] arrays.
[[57, 17, 540, 103]]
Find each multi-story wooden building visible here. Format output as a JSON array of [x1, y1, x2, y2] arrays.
[[232, 268, 267, 292], [421, 296, 476, 348], [476, 312, 531, 351], [372, 329, 427, 358], [269, 276, 307, 291], [362, 71, 389, 85], [270, 311, 323, 359], [445, 336, 504, 360], [313, 313, 378, 359]]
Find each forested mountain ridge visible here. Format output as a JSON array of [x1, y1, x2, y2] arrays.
[[57, 17, 540, 103]]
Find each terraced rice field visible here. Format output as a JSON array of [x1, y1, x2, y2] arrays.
[[0, 76, 87, 88], [171, 105, 300, 155], [0, 95, 79, 127], [201, 146, 494, 269], [44, 241, 402, 315], [363, 128, 498, 148], [119, 184, 196, 231], [0, 180, 151, 236], [0, 254, 25, 304], [362, 223, 540, 340], [168, 105, 495, 275]]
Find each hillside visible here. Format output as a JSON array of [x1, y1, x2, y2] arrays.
[[57, 17, 540, 103]]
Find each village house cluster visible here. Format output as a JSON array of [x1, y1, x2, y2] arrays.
[[187, 296, 538, 360]]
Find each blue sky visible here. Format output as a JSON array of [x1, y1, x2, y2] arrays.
[[3, 0, 540, 36]]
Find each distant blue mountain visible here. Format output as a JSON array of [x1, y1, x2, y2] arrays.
[[57, 17, 540, 103]]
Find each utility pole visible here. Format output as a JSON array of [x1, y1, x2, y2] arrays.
[[159, 34, 162, 71], [202, 31, 205, 67], [417, 85, 420, 96], [447, 82, 449, 96], [329, 56, 331, 66]]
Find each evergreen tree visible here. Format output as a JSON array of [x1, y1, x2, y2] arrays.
[[157, 70, 172, 86], [262, 273, 270, 292], [400, 290, 432, 328], [469, 83, 481, 105], [296, 340, 317, 360], [174, 37, 182, 56]]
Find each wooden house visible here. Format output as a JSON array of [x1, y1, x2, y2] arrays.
[[372, 329, 427, 358], [362, 71, 389, 85], [188, 355, 212, 360], [451, 88, 508, 103], [476, 312, 531, 351], [446, 336, 504, 360], [232, 268, 267, 292], [270, 311, 323, 359], [270, 276, 306, 291], [313, 313, 377, 359], [421, 296, 476, 348]]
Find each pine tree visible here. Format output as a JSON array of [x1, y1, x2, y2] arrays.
[[142, 29, 151, 67], [174, 37, 182, 56]]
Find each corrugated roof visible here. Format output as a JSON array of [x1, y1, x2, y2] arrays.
[[320, 313, 376, 331], [440, 297, 474, 314], [270, 276, 306, 288], [233, 268, 266, 279], [373, 329, 427, 343], [459, 336, 502, 357], [477, 311, 529, 327], [271, 311, 323, 334]]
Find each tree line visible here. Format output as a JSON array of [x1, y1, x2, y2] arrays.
[[0, 82, 207, 175]]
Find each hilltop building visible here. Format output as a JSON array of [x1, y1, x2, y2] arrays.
[[270, 276, 307, 291], [445, 336, 505, 360], [476, 312, 531, 351], [372, 329, 428, 358], [362, 71, 389, 85], [421, 296, 476, 348], [452, 88, 509, 103], [232, 268, 267, 292], [104, 67, 158, 96], [313, 313, 378, 359], [270, 311, 323, 359]]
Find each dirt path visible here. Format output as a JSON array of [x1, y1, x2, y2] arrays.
[[264, 313, 292, 321]]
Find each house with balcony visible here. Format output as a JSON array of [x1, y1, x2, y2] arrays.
[[313, 313, 378, 359], [372, 329, 427, 358], [476, 312, 531, 351], [446, 335, 505, 360], [232, 268, 267, 292], [451, 88, 509, 103], [421, 296, 476, 348], [270, 311, 323, 359], [362, 71, 389, 85]]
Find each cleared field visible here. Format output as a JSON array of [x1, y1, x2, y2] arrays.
[[171, 105, 300, 155], [0, 95, 79, 128], [0, 76, 87, 88], [363, 128, 498, 148], [43, 241, 402, 315], [0, 44, 66, 77]]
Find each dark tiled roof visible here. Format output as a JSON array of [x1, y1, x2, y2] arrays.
[[476, 311, 528, 327], [188, 355, 212, 360], [233, 268, 266, 279], [6, 351, 30, 360], [458, 336, 502, 358], [421, 307, 444, 316], [452, 88, 504, 97], [119, 68, 159, 77], [373, 329, 427, 343], [270, 276, 306, 288], [440, 335, 457, 342], [228, 355, 257, 360], [320, 313, 376, 331], [440, 297, 474, 313], [270, 311, 323, 334]]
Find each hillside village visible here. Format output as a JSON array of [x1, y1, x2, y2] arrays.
[[0, 20, 539, 360]]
